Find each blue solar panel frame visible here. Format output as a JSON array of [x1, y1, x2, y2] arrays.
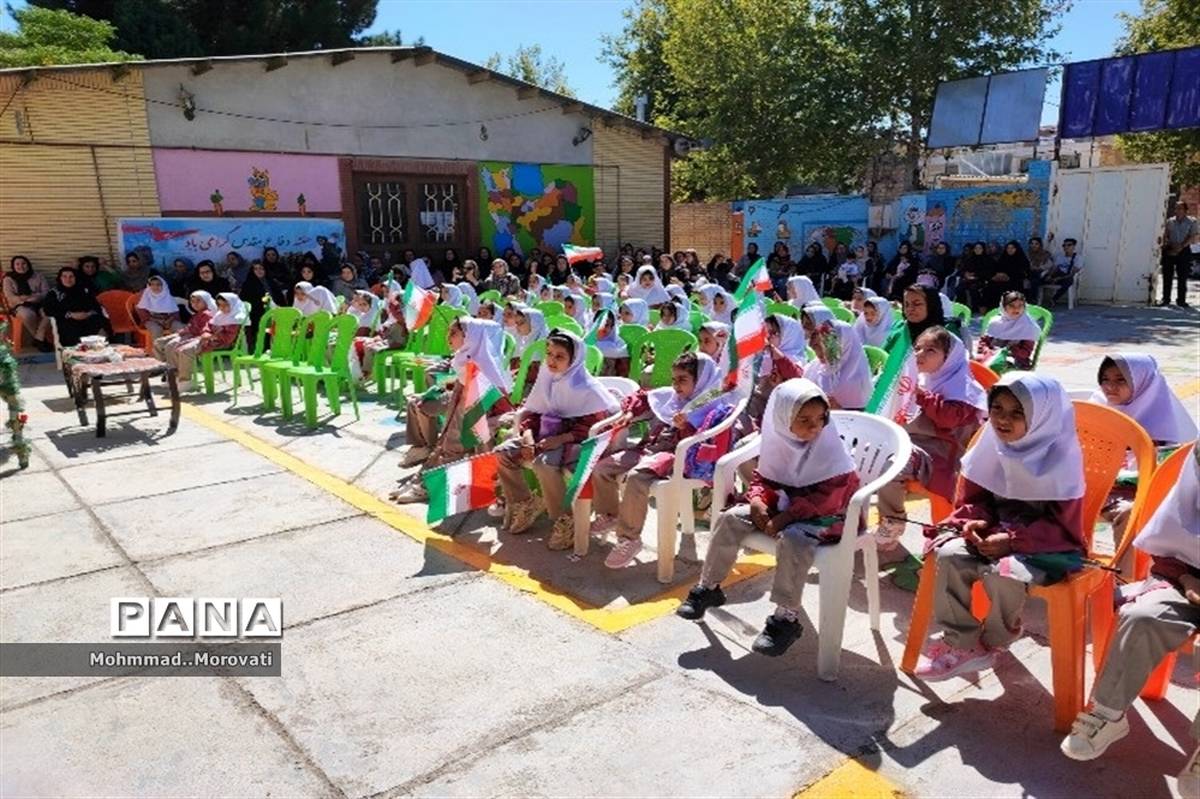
[[1059, 46, 1200, 138]]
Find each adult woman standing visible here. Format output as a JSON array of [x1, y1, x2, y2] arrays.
[[3, 255, 52, 351]]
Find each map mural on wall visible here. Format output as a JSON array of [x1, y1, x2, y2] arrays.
[[478, 161, 595, 256], [801, 223, 869, 258]]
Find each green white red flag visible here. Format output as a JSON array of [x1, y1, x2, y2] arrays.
[[460, 361, 504, 449], [563, 427, 618, 507], [423, 452, 499, 524], [724, 291, 767, 391], [563, 244, 604, 265], [732, 257, 772, 302], [865, 327, 920, 424], [402, 281, 436, 331]]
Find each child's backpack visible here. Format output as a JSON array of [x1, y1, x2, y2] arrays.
[[683, 404, 737, 482]]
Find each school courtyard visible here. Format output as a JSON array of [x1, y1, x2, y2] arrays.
[[1, 300, 1198, 799]]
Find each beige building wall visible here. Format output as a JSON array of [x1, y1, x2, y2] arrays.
[[670, 202, 732, 262], [0, 69, 160, 270], [593, 124, 667, 251]]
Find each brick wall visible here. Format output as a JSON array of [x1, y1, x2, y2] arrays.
[[669, 202, 732, 262]]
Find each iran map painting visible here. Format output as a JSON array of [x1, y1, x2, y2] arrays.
[[478, 162, 595, 256]]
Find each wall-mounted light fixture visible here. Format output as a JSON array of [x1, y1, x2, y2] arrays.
[[178, 85, 196, 121], [572, 126, 593, 146]]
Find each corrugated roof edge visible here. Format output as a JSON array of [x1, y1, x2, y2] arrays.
[[0, 45, 688, 142]]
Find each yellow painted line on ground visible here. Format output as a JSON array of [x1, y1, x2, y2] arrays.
[[181, 403, 772, 635], [794, 759, 907, 799], [1174, 379, 1200, 401]]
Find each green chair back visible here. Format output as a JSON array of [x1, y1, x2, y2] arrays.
[[421, 305, 466, 357], [536, 301, 564, 316], [544, 314, 584, 336], [767, 302, 799, 319], [250, 307, 276, 358], [586, 345, 603, 375], [618, 324, 649, 359], [511, 340, 547, 404], [648, 309, 661, 326], [864, 345, 887, 376], [831, 306, 855, 324], [478, 290, 502, 304], [503, 332, 516, 361], [806, 346, 816, 361], [951, 302, 972, 326], [266, 307, 303, 360], [299, 311, 335, 368], [822, 297, 843, 311], [322, 314, 359, 374], [634, 328, 697, 388], [689, 309, 708, 333], [1027, 304, 1053, 366]]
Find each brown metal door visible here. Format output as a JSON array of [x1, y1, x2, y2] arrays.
[[352, 174, 467, 261]]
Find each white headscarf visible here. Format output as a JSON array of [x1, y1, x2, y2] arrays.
[[524, 330, 620, 417], [801, 303, 834, 327], [806, 320, 874, 410], [565, 292, 592, 330], [211, 292, 247, 327], [137, 276, 177, 314], [621, 298, 650, 327], [939, 293, 955, 320], [701, 321, 732, 381], [759, 378, 855, 488], [962, 372, 1086, 501], [787, 276, 821, 308], [458, 282, 480, 314], [1089, 353, 1199, 445], [628, 265, 670, 306], [527, 273, 546, 295], [349, 289, 381, 331], [293, 282, 337, 316], [409, 258, 435, 290], [647, 352, 724, 425], [854, 297, 894, 348], [441, 284, 463, 309], [666, 284, 690, 311], [985, 304, 1041, 342], [593, 277, 614, 294], [594, 291, 616, 311], [189, 290, 217, 315], [764, 312, 808, 375], [917, 336, 988, 412], [515, 306, 549, 361], [663, 300, 691, 331], [592, 309, 627, 358], [698, 285, 734, 324], [1133, 443, 1199, 568], [451, 318, 512, 392]]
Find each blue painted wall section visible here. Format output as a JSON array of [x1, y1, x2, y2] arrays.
[[731, 195, 869, 258]]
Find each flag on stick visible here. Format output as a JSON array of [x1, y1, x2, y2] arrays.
[[563, 427, 618, 508], [724, 291, 767, 390], [460, 361, 504, 449], [865, 328, 920, 424], [402, 281, 437, 331], [563, 243, 604, 265], [423, 453, 500, 524], [732, 257, 772, 302]]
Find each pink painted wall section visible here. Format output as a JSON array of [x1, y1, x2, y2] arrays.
[[152, 148, 342, 214]]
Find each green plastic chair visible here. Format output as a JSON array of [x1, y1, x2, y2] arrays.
[[951, 302, 972, 327], [806, 346, 816, 361], [199, 321, 249, 395], [864, 345, 887, 376], [231, 307, 304, 408], [280, 313, 361, 428], [831, 306, 856, 324], [502, 332, 516, 361], [648, 309, 661, 326], [544, 315, 584, 336], [689, 309, 708, 333], [392, 305, 467, 398], [478, 289, 502, 304], [536, 301, 564, 316], [767, 302, 799, 319], [618, 324, 649, 360], [261, 311, 333, 410], [980, 303, 1052, 368], [632, 328, 697, 388], [822, 297, 844, 311], [586, 344, 603, 375], [511, 340, 546, 404]]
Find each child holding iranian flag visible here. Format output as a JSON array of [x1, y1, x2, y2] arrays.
[[392, 318, 513, 503]]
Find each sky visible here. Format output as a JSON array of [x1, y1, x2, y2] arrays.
[[3, 0, 1146, 124]]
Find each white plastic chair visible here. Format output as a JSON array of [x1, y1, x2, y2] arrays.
[[709, 410, 912, 681], [49, 316, 64, 370], [1038, 273, 1078, 310], [1065, 388, 1095, 401], [650, 395, 749, 583], [567, 376, 641, 554]]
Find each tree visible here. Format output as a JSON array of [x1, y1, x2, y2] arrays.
[[0, 6, 139, 68], [29, 0, 379, 58], [1114, 0, 1200, 188], [358, 29, 424, 47], [484, 44, 576, 97]]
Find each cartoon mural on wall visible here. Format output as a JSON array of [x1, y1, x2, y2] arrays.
[[478, 161, 595, 256], [900, 195, 926, 250], [924, 202, 947, 253], [736, 196, 869, 257], [947, 189, 1042, 248], [803, 224, 869, 257], [247, 167, 280, 212]]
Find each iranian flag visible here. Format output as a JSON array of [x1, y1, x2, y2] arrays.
[[563, 427, 618, 507], [402, 281, 436, 331], [460, 361, 505, 449], [732, 257, 772, 302], [423, 453, 500, 524], [724, 292, 767, 391], [563, 244, 604, 265], [865, 328, 920, 424]]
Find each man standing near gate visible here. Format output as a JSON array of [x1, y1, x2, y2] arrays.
[[1162, 201, 1197, 308]]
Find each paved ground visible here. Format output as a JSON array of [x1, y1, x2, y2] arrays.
[[1, 301, 1198, 799]]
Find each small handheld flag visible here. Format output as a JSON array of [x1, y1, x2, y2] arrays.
[[563, 427, 618, 508], [563, 244, 604, 265], [732, 257, 772, 302], [423, 453, 500, 524]]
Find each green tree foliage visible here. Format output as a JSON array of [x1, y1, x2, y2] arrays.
[[29, 0, 379, 58], [1115, 0, 1200, 188], [484, 44, 576, 97], [0, 6, 138, 67], [359, 29, 424, 47], [605, 0, 1066, 200]]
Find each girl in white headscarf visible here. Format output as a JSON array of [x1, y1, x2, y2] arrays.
[[591, 352, 735, 569], [292, 282, 337, 316], [619, 298, 650, 327], [658, 299, 691, 331], [875, 326, 988, 551], [563, 292, 592, 331], [592, 308, 630, 375], [152, 289, 217, 374], [135, 274, 183, 338], [916, 373, 1087, 683], [696, 284, 733, 324], [409, 257, 436, 290], [1091, 352, 1197, 446], [676, 378, 859, 657], [628, 265, 670, 306], [849, 286, 877, 315], [803, 317, 873, 410], [162, 291, 244, 390], [393, 318, 515, 501], [457, 282, 480, 314], [976, 291, 1040, 373], [494, 330, 620, 548], [854, 296, 894, 348], [787, 275, 821, 309], [698, 321, 731, 382], [348, 289, 382, 335]]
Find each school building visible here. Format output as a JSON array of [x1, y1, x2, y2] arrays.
[[0, 47, 684, 270]]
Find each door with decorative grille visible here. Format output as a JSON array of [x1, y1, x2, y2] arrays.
[[352, 174, 467, 262]]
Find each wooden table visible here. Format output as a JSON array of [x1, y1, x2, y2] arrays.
[[62, 349, 180, 437]]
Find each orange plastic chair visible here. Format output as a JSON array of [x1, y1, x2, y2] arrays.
[[969, 360, 1000, 391], [96, 290, 140, 343], [900, 401, 1156, 732], [124, 292, 156, 351], [0, 294, 25, 349], [1094, 442, 1196, 701]]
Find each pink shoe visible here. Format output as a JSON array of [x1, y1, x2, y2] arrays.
[[913, 636, 995, 682], [604, 537, 643, 569], [591, 514, 617, 535]]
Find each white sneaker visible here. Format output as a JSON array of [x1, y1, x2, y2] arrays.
[[486, 499, 506, 518], [1176, 743, 1200, 796], [604, 537, 643, 569], [399, 446, 430, 467], [177, 379, 195, 393], [1060, 710, 1130, 761], [913, 636, 995, 682]]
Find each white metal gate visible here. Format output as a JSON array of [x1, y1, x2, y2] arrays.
[[1047, 163, 1171, 304]]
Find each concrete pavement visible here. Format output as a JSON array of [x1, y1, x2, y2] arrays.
[[1, 301, 1197, 798]]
